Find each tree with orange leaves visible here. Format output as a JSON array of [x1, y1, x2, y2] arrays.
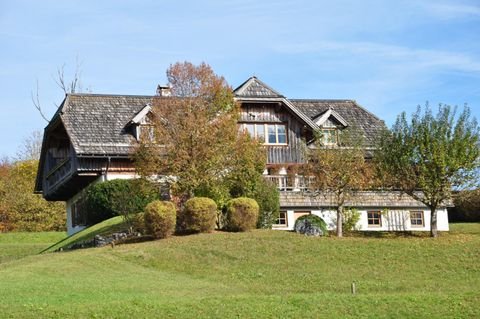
[[134, 62, 267, 208]]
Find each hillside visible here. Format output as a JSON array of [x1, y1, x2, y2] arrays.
[[0, 224, 479, 318]]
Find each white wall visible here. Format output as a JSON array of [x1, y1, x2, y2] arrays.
[[274, 208, 449, 232]]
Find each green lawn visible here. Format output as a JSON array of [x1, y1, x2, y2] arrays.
[[0, 224, 478, 318], [0, 232, 66, 264]]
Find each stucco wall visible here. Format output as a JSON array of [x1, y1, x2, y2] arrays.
[[274, 208, 449, 232]]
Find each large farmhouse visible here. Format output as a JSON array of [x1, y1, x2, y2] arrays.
[[35, 76, 449, 235]]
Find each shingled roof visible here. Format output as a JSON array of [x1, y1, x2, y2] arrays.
[[291, 99, 386, 147], [234, 76, 284, 98], [48, 79, 386, 155], [57, 94, 152, 155]]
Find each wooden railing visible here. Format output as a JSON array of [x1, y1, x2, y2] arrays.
[[45, 157, 73, 192], [263, 175, 315, 191]]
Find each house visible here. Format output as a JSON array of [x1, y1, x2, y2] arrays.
[[35, 76, 450, 235]]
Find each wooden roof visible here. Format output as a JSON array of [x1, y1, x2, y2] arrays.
[[291, 99, 386, 147], [280, 191, 433, 208], [44, 78, 386, 156], [56, 94, 152, 155], [233, 76, 284, 98]]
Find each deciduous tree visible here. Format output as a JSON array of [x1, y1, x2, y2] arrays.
[[304, 128, 375, 237], [376, 104, 479, 237], [134, 62, 267, 209]]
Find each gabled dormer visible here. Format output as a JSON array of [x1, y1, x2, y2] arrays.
[[126, 103, 155, 141], [313, 107, 348, 146]]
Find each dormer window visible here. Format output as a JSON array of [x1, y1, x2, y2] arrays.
[[320, 128, 338, 146], [241, 123, 288, 145]]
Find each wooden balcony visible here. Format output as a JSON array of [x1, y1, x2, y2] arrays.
[[263, 175, 315, 192], [44, 157, 74, 195]]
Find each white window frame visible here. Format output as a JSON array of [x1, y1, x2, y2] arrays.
[[275, 211, 288, 227], [367, 211, 382, 227], [242, 123, 288, 145], [410, 211, 424, 227], [320, 128, 338, 146]]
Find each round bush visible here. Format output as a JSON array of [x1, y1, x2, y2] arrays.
[[225, 197, 259, 232], [144, 201, 176, 239], [294, 214, 328, 236], [179, 197, 218, 233]]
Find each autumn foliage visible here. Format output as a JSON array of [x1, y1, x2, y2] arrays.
[[0, 159, 65, 232], [134, 62, 267, 211]]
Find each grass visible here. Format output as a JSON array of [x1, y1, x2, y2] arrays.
[[0, 223, 478, 318], [0, 232, 65, 264], [41, 216, 126, 253]]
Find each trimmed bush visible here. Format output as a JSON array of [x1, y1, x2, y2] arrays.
[[144, 201, 176, 239], [225, 197, 259, 232], [294, 214, 328, 236], [179, 197, 217, 233]]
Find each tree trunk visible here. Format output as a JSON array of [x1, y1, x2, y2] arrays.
[[337, 205, 344, 237], [430, 206, 438, 238]]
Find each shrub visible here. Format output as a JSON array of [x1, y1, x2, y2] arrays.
[[252, 178, 280, 229], [294, 214, 328, 236], [131, 212, 146, 234], [225, 197, 259, 232], [85, 178, 160, 225], [343, 208, 361, 231], [178, 197, 218, 233], [144, 201, 176, 239]]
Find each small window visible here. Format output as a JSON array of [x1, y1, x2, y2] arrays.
[[367, 211, 381, 227], [321, 128, 337, 145], [275, 211, 287, 226], [410, 211, 424, 227]]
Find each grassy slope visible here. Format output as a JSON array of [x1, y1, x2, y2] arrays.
[[0, 232, 66, 264], [42, 216, 125, 253], [0, 224, 478, 318]]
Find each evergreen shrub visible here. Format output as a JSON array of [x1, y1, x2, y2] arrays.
[[144, 201, 176, 239], [294, 214, 328, 236], [225, 197, 259, 232], [178, 197, 218, 233]]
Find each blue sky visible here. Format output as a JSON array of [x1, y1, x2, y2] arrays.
[[1, 0, 479, 158]]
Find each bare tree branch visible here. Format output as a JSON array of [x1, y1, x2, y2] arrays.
[[30, 78, 50, 123]]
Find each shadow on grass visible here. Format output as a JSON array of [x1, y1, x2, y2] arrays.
[[343, 230, 434, 238], [40, 221, 128, 254]]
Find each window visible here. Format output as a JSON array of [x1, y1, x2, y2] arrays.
[[321, 128, 337, 145], [410, 211, 424, 227], [367, 211, 382, 227], [71, 198, 87, 227], [275, 211, 287, 226], [241, 123, 287, 145]]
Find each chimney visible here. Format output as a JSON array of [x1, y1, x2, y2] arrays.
[[156, 85, 171, 97]]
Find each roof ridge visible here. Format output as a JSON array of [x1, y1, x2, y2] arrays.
[[66, 93, 153, 98], [290, 98, 355, 102], [233, 76, 284, 98]]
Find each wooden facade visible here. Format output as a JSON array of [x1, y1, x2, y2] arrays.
[[239, 102, 313, 164]]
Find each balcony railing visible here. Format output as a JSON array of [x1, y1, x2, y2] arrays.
[[263, 175, 315, 191], [45, 157, 73, 192]]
